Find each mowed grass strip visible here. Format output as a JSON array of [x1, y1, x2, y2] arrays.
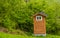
[[0, 32, 35, 38], [0, 32, 60, 38]]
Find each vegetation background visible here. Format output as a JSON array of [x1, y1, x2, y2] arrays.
[[0, 0, 60, 38]]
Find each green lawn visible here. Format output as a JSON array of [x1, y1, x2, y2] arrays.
[[0, 32, 60, 38]]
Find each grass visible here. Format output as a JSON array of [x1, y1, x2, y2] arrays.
[[0, 32, 34, 38], [0, 32, 60, 38], [32, 34, 60, 38]]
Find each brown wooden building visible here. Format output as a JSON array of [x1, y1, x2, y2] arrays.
[[33, 12, 47, 36]]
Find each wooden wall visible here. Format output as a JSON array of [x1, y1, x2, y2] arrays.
[[33, 14, 46, 34]]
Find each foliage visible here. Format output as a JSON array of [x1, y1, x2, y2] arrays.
[[0, 0, 60, 35]]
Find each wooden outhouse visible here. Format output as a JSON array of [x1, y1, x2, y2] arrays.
[[33, 12, 47, 36]]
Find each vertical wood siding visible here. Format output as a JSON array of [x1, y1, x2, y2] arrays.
[[33, 14, 46, 34]]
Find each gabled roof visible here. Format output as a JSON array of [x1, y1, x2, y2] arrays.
[[33, 11, 47, 17]]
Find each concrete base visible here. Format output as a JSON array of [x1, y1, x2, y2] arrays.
[[34, 34, 46, 36]]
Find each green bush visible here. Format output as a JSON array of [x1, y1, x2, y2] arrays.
[[0, 0, 60, 35]]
